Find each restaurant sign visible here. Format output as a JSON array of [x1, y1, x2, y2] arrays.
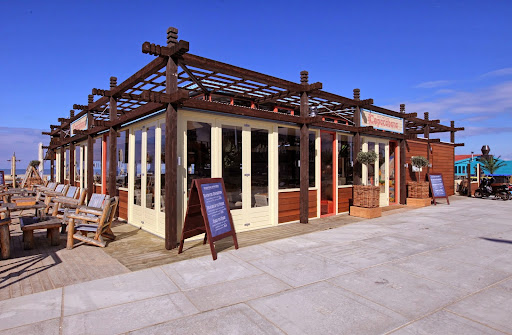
[[70, 114, 88, 136], [361, 109, 404, 134]]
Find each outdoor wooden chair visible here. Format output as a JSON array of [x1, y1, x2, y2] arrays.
[[59, 192, 107, 232], [43, 185, 79, 216], [66, 196, 118, 249], [37, 182, 57, 193]]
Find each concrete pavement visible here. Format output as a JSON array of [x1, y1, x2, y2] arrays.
[[1, 197, 511, 334]]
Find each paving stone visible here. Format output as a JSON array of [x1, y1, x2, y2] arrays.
[[250, 251, 355, 287], [261, 235, 326, 252], [227, 243, 284, 262], [390, 310, 505, 334], [391, 253, 509, 294], [310, 242, 405, 270], [128, 303, 284, 335], [248, 281, 406, 335], [0, 318, 60, 335], [161, 253, 262, 291], [184, 273, 291, 312], [446, 278, 512, 334], [0, 288, 62, 331], [329, 265, 466, 319], [63, 267, 178, 316], [358, 235, 439, 258], [62, 292, 198, 335]]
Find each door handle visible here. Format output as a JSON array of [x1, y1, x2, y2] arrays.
[[244, 174, 250, 177]]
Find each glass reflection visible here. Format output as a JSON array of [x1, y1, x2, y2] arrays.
[[367, 142, 375, 186], [379, 143, 386, 194], [222, 126, 242, 210], [160, 123, 165, 212], [146, 126, 156, 209], [187, 121, 211, 191], [338, 135, 353, 185], [321, 132, 334, 215], [134, 130, 142, 206], [251, 129, 268, 208]]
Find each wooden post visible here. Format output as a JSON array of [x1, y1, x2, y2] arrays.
[[87, 112, 94, 201], [59, 131, 65, 185], [50, 152, 55, 182], [69, 110, 75, 186], [69, 142, 75, 186], [165, 27, 179, 250], [450, 121, 455, 143], [424, 112, 430, 178], [399, 104, 407, 204], [108, 77, 118, 197], [352, 89, 361, 186], [299, 70, 309, 224]]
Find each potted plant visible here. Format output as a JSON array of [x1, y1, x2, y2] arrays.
[[408, 156, 430, 199], [350, 151, 381, 218]]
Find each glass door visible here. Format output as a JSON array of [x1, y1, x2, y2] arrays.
[[363, 138, 389, 207], [320, 132, 335, 216], [131, 122, 158, 231]]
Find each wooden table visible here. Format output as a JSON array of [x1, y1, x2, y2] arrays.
[[0, 188, 36, 203], [19, 216, 61, 249], [3, 202, 47, 217]]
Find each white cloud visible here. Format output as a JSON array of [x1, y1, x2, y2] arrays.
[[481, 67, 512, 78], [415, 80, 453, 89]]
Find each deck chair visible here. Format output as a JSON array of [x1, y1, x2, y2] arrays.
[[66, 196, 118, 249], [60, 193, 107, 232], [38, 182, 57, 193], [44, 185, 79, 216]]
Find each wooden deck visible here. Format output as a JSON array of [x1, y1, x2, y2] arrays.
[[1, 204, 414, 301]]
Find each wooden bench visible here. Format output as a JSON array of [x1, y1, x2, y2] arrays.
[[20, 216, 61, 250]]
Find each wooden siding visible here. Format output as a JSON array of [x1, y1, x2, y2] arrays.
[[406, 139, 455, 196], [338, 186, 353, 213], [278, 190, 317, 223], [94, 185, 102, 194], [119, 189, 128, 219]]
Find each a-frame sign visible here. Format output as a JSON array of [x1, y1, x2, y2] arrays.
[[428, 173, 450, 205], [178, 178, 239, 260]]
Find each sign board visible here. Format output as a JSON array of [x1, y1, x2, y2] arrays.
[[428, 173, 450, 205], [70, 114, 88, 136], [178, 178, 239, 260], [0, 171, 4, 186], [361, 109, 404, 134]]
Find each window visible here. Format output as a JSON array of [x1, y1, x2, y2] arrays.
[[278, 127, 315, 189], [160, 123, 165, 212], [93, 137, 102, 184], [187, 121, 211, 191], [338, 134, 353, 185], [117, 130, 129, 188]]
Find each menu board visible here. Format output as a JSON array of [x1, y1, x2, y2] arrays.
[[179, 178, 239, 260], [201, 182, 232, 237], [428, 173, 450, 205], [0, 171, 4, 186]]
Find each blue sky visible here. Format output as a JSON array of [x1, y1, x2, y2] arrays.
[[1, 0, 511, 168]]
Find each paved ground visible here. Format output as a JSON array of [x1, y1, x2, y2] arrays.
[[1, 197, 511, 334]]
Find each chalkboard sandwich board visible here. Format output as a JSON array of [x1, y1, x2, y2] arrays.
[[428, 173, 450, 205], [178, 178, 239, 260], [0, 171, 4, 188]]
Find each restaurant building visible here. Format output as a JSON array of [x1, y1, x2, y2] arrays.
[[43, 27, 464, 249]]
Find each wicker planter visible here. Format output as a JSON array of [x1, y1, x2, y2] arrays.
[[353, 185, 380, 208], [408, 181, 430, 198]]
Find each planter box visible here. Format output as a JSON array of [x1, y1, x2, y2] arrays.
[[408, 182, 430, 199], [353, 185, 379, 208], [407, 198, 431, 207], [350, 206, 382, 219]]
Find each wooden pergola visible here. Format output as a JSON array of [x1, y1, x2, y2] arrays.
[[43, 27, 464, 250]]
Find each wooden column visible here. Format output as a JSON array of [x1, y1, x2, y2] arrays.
[[299, 71, 309, 224], [87, 112, 94, 200], [424, 112, 430, 178], [108, 77, 118, 197], [165, 27, 179, 250], [69, 110, 75, 186], [50, 152, 55, 182], [101, 134, 107, 194], [467, 162, 472, 197], [69, 142, 75, 186], [59, 130, 65, 184], [450, 121, 455, 143], [399, 104, 407, 204], [352, 89, 361, 185]]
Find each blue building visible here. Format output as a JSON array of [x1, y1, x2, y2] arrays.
[[455, 156, 512, 177]]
